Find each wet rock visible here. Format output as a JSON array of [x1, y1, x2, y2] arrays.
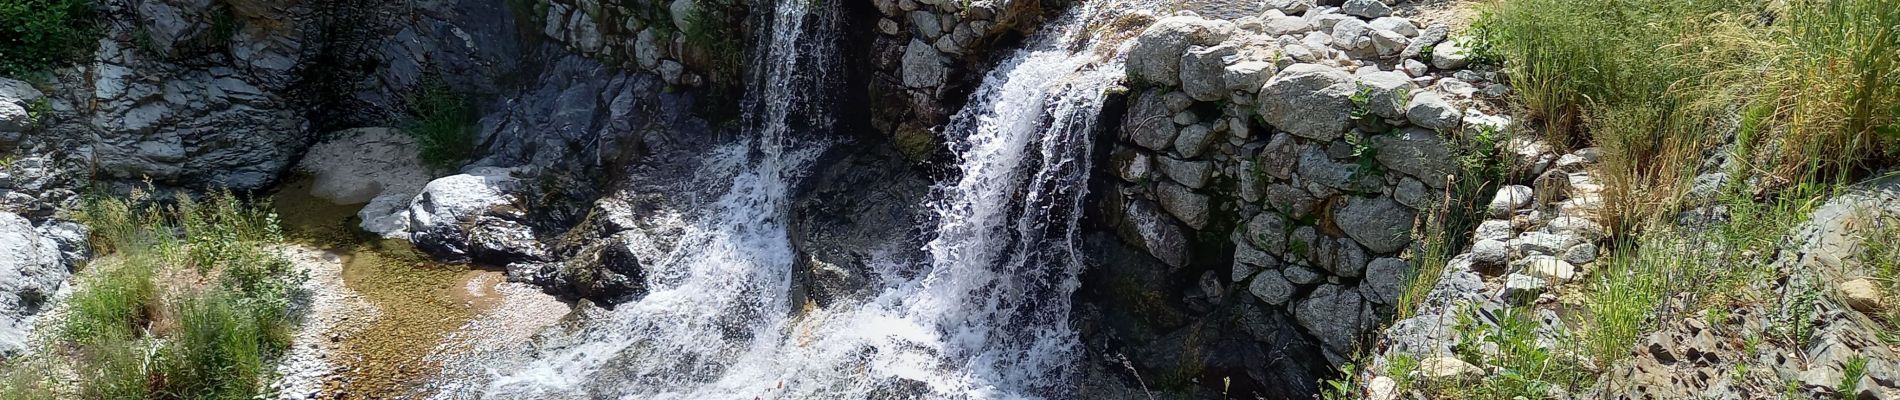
[[1258, 64, 1357, 141], [407, 168, 548, 265], [1120, 199, 1189, 267]]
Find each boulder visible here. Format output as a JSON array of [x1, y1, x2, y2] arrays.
[[1335, 195, 1416, 254], [1181, 45, 1237, 101], [1156, 182, 1210, 230], [1418, 356, 1484, 382], [1405, 91, 1462, 130], [1489, 185, 1534, 217], [1172, 124, 1217, 159], [0, 78, 41, 139], [1124, 90, 1178, 151], [1368, 17, 1419, 37], [901, 39, 948, 88], [1296, 284, 1375, 356], [1127, 16, 1236, 86], [1357, 71, 1416, 119], [1843, 278, 1883, 313], [1471, 239, 1508, 267], [1258, 64, 1356, 141], [1431, 36, 1473, 70], [1120, 199, 1189, 267], [1342, 0, 1392, 18], [0, 213, 68, 356], [1249, 269, 1295, 305], [1372, 128, 1452, 185], [1502, 273, 1546, 303], [1515, 255, 1578, 282], [407, 168, 548, 264], [1158, 157, 1212, 189], [1246, 212, 1289, 254], [297, 128, 431, 205], [1363, 257, 1411, 305]]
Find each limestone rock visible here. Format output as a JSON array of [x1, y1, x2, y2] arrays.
[[1358, 71, 1416, 119], [1249, 269, 1295, 305], [0, 213, 68, 356], [901, 39, 948, 88], [1843, 278, 1883, 313], [1489, 185, 1534, 217], [1156, 182, 1210, 229], [1515, 255, 1578, 282], [1431, 36, 1473, 70], [1335, 195, 1416, 253], [1363, 257, 1411, 304], [1181, 45, 1237, 101], [1128, 16, 1236, 86], [1405, 91, 1462, 130], [1258, 64, 1357, 141]]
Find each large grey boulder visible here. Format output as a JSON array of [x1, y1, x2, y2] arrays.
[[1335, 195, 1416, 254], [0, 79, 42, 141], [1373, 128, 1452, 185], [1358, 71, 1416, 119], [1405, 91, 1463, 130], [1180, 45, 1237, 101], [1296, 284, 1375, 359], [1363, 257, 1412, 304], [1123, 90, 1178, 151], [1119, 199, 1189, 267], [299, 128, 433, 238], [1156, 182, 1210, 230], [0, 213, 69, 356], [407, 168, 548, 264], [1258, 64, 1356, 141], [1127, 16, 1235, 86], [901, 39, 949, 88]]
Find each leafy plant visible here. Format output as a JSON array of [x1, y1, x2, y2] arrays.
[[0, 0, 98, 76], [403, 79, 479, 171]]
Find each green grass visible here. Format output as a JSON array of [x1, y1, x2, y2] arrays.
[[403, 80, 479, 171], [2, 189, 302, 399], [0, 0, 97, 77]]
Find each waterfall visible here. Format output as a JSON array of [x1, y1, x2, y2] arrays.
[[485, 0, 1144, 398]]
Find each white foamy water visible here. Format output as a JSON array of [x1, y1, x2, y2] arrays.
[[484, 0, 1148, 398]]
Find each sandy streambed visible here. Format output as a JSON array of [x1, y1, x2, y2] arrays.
[[271, 178, 568, 399]]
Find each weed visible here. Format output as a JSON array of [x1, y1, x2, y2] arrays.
[[1839, 356, 1868, 399], [403, 78, 479, 171], [0, 0, 99, 76]]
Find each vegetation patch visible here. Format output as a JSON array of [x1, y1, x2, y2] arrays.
[[0, 0, 98, 77], [0, 189, 302, 399], [402, 79, 480, 171]]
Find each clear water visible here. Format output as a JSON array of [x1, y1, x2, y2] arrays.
[[484, 1, 1144, 398]]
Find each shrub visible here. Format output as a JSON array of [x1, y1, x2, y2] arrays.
[[38, 191, 303, 399], [403, 80, 479, 171], [0, 0, 98, 76]]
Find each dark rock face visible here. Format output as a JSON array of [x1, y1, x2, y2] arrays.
[[788, 143, 931, 307]]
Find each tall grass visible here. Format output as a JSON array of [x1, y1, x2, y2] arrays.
[[404, 79, 478, 171], [1397, 125, 1510, 319], [1753, 0, 1900, 185], [1, 190, 303, 399]]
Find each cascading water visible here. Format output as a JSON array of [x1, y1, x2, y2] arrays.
[[485, 0, 1149, 398]]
